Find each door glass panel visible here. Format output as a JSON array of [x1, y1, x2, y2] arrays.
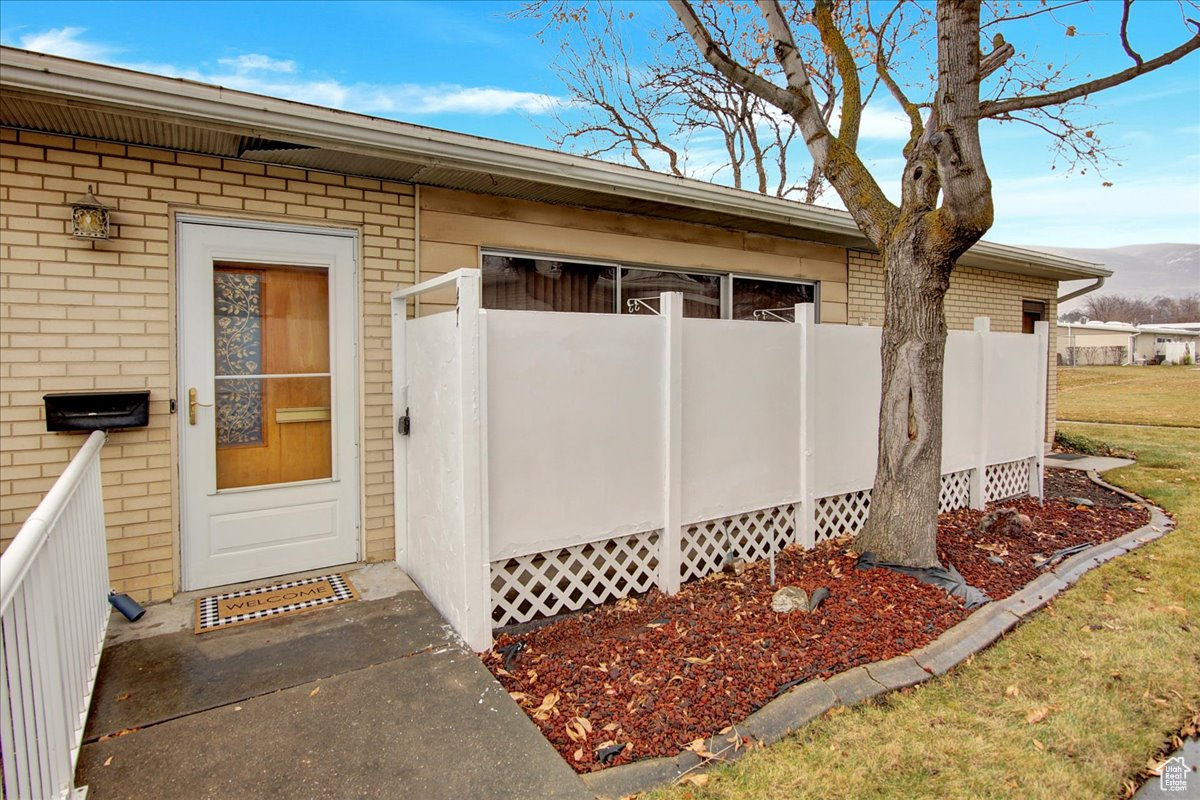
[[621, 268, 721, 318], [213, 263, 332, 490]]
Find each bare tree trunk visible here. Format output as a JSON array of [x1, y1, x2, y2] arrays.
[[854, 231, 953, 567]]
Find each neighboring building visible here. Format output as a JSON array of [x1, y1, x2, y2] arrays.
[[1056, 321, 1136, 365], [1132, 325, 1199, 364], [0, 47, 1109, 603], [1056, 320, 1199, 365]]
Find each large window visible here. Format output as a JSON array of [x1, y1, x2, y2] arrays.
[[621, 268, 721, 318], [481, 254, 615, 313], [732, 277, 816, 321], [482, 252, 816, 321]]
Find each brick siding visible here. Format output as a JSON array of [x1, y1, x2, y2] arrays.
[[0, 129, 415, 601]]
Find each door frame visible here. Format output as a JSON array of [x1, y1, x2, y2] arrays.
[[175, 214, 362, 590]]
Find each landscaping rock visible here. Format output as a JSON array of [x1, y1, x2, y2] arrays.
[[723, 557, 749, 575], [986, 555, 1005, 566], [770, 586, 809, 613], [807, 587, 830, 612], [1067, 496, 1095, 508], [978, 507, 1033, 538]]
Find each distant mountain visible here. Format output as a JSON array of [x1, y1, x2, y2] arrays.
[[1028, 243, 1200, 314]]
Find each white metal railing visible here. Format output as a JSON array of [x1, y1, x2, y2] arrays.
[[2, 431, 110, 800]]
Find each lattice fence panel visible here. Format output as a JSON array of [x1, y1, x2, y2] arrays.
[[680, 503, 796, 582], [985, 459, 1031, 503], [813, 490, 871, 542], [490, 531, 660, 626], [939, 470, 973, 513]]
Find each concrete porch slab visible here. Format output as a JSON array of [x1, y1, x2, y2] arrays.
[[76, 569, 591, 800], [85, 590, 453, 740], [76, 647, 590, 800]]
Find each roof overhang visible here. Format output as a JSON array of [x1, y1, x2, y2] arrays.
[[0, 46, 1110, 282]]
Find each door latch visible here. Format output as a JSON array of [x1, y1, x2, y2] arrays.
[[188, 387, 213, 425], [397, 408, 411, 436]]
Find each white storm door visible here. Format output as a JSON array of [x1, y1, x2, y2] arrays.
[[178, 220, 359, 590]]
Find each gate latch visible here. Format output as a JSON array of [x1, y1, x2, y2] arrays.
[[397, 408, 411, 436]]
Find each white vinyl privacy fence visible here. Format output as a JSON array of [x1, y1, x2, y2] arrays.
[[392, 270, 1049, 651]]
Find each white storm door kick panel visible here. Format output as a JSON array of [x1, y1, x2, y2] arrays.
[[178, 220, 360, 590]]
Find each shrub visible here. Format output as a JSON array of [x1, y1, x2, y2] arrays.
[[1054, 430, 1135, 459]]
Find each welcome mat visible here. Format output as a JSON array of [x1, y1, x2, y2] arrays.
[[194, 573, 359, 634]]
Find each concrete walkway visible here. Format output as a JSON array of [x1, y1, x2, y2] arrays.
[[1044, 453, 1136, 472], [76, 565, 591, 800]]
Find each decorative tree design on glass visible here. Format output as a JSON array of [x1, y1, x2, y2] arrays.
[[214, 271, 263, 446]]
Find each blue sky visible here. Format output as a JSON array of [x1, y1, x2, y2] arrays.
[[2, 0, 1198, 249]]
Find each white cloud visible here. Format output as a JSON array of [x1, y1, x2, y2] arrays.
[[217, 53, 296, 74], [10, 26, 115, 61], [990, 172, 1200, 247], [857, 106, 916, 141], [5, 27, 563, 118]]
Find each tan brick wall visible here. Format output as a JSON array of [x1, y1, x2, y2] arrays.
[[847, 249, 1059, 444], [0, 128, 415, 601]]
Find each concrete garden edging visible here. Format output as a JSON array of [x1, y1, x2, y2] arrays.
[[584, 474, 1176, 800]]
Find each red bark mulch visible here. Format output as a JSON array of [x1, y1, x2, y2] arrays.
[[484, 481, 1149, 773]]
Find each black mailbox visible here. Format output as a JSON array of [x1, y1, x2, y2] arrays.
[[44, 390, 151, 432]]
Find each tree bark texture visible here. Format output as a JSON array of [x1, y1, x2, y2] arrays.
[[853, 233, 953, 568]]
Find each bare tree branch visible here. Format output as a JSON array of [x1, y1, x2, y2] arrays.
[[982, 30, 1200, 116], [1120, 0, 1144, 65], [668, 0, 805, 118]]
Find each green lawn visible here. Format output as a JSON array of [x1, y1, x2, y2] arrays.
[[1057, 366, 1200, 427], [646, 423, 1199, 798]]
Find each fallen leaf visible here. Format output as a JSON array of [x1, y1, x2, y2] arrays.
[[573, 748, 584, 762], [114, 692, 132, 703], [1033, 738, 1045, 751], [1133, 588, 1148, 594], [1150, 605, 1188, 616], [679, 774, 710, 787], [532, 690, 560, 720], [98, 727, 140, 742], [103, 756, 114, 767], [509, 691, 531, 703], [1026, 706, 1050, 724], [602, 722, 619, 732], [686, 738, 716, 758], [1005, 685, 1020, 698], [1103, 594, 1115, 606], [309, 687, 320, 698], [683, 655, 715, 666]]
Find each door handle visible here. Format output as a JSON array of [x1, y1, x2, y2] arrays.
[[188, 387, 213, 425]]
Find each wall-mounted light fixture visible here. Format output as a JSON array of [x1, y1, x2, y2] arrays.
[[70, 185, 110, 240]]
